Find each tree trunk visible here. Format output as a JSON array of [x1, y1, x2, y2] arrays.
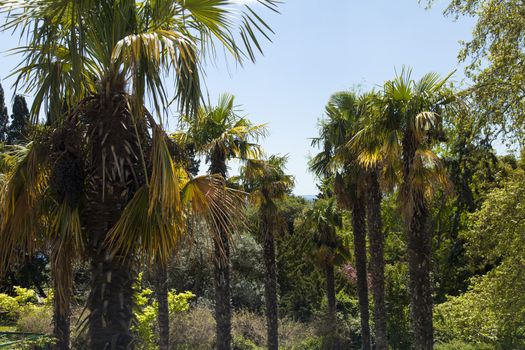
[[407, 196, 433, 349], [214, 236, 232, 350], [88, 231, 134, 350], [210, 150, 232, 350], [402, 134, 433, 350], [155, 263, 170, 350], [262, 225, 279, 350], [82, 93, 149, 349], [52, 256, 71, 350], [367, 171, 388, 350], [352, 199, 371, 350], [325, 263, 337, 349]]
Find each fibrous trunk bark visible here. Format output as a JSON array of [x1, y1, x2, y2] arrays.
[[352, 198, 371, 350], [214, 235, 231, 350], [85, 96, 142, 349], [52, 256, 71, 350], [262, 224, 279, 350], [407, 196, 433, 349], [402, 134, 433, 350], [88, 227, 134, 349], [210, 150, 232, 350], [155, 263, 170, 350], [367, 171, 387, 350]]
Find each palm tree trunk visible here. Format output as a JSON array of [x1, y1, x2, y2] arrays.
[[262, 224, 279, 350], [83, 96, 147, 349], [211, 151, 232, 350], [367, 171, 387, 350], [52, 256, 71, 350], [85, 176, 134, 349], [88, 231, 134, 349], [214, 235, 232, 350], [325, 262, 337, 349], [352, 199, 371, 350], [407, 195, 433, 349], [53, 295, 70, 350], [155, 263, 170, 350], [402, 134, 433, 350]]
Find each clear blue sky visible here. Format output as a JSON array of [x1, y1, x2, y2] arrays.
[[0, 1, 475, 195]]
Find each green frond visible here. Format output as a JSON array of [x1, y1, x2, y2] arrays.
[[241, 155, 294, 210], [149, 126, 182, 218], [185, 93, 266, 164], [48, 201, 82, 316], [1, 0, 279, 119], [181, 174, 246, 242], [106, 186, 183, 265]]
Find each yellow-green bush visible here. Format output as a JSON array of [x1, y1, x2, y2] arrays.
[[132, 273, 195, 349], [0, 286, 44, 324]]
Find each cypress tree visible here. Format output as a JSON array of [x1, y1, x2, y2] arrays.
[[7, 95, 29, 144], [0, 84, 9, 143]]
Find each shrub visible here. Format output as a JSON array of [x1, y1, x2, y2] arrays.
[[16, 304, 53, 334], [0, 286, 47, 325], [0, 292, 20, 322], [169, 305, 316, 350], [170, 305, 216, 349], [435, 340, 494, 350], [434, 261, 525, 348], [232, 310, 266, 347], [278, 317, 316, 350], [133, 273, 196, 349], [232, 336, 262, 350], [290, 336, 323, 350]]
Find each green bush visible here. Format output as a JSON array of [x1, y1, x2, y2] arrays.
[[289, 337, 323, 350], [435, 340, 494, 350], [232, 336, 262, 350], [0, 286, 49, 327], [133, 273, 196, 349], [16, 304, 53, 334], [0, 292, 20, 322]]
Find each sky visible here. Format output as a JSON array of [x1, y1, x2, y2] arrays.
[[0, 0, 476, 195]]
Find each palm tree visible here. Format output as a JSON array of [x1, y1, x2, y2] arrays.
[[310, 91, 372, 350], [349, 93, 393, 350], [240, 155, 294, 350], [0, 1, 278, 348], [302, 196, 345, 349], [177, 93, 266, 350], [367, 68, 453, 349]]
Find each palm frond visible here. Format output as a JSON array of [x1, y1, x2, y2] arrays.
[[149, 126, 182, 218], [0, 142, 49, 275], [181, 174, 246, 257], [48, 201, 82, 316]]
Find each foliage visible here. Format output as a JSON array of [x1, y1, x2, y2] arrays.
[[0, 84, 8, 143], [277, 211, 324, 321], [132, 273, 195, 349], [16, 303, 53, 335], [7, 96, 30, 145], [434, 171, 525, 348], [169, 228, 266, 311], [434, 340, 493, 350], [232, 336, 263, 350], [170, 304, 216, 349], [0, 286, 40, 323], [432, 0, 525, 142], [168, 304, 317, 350]]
